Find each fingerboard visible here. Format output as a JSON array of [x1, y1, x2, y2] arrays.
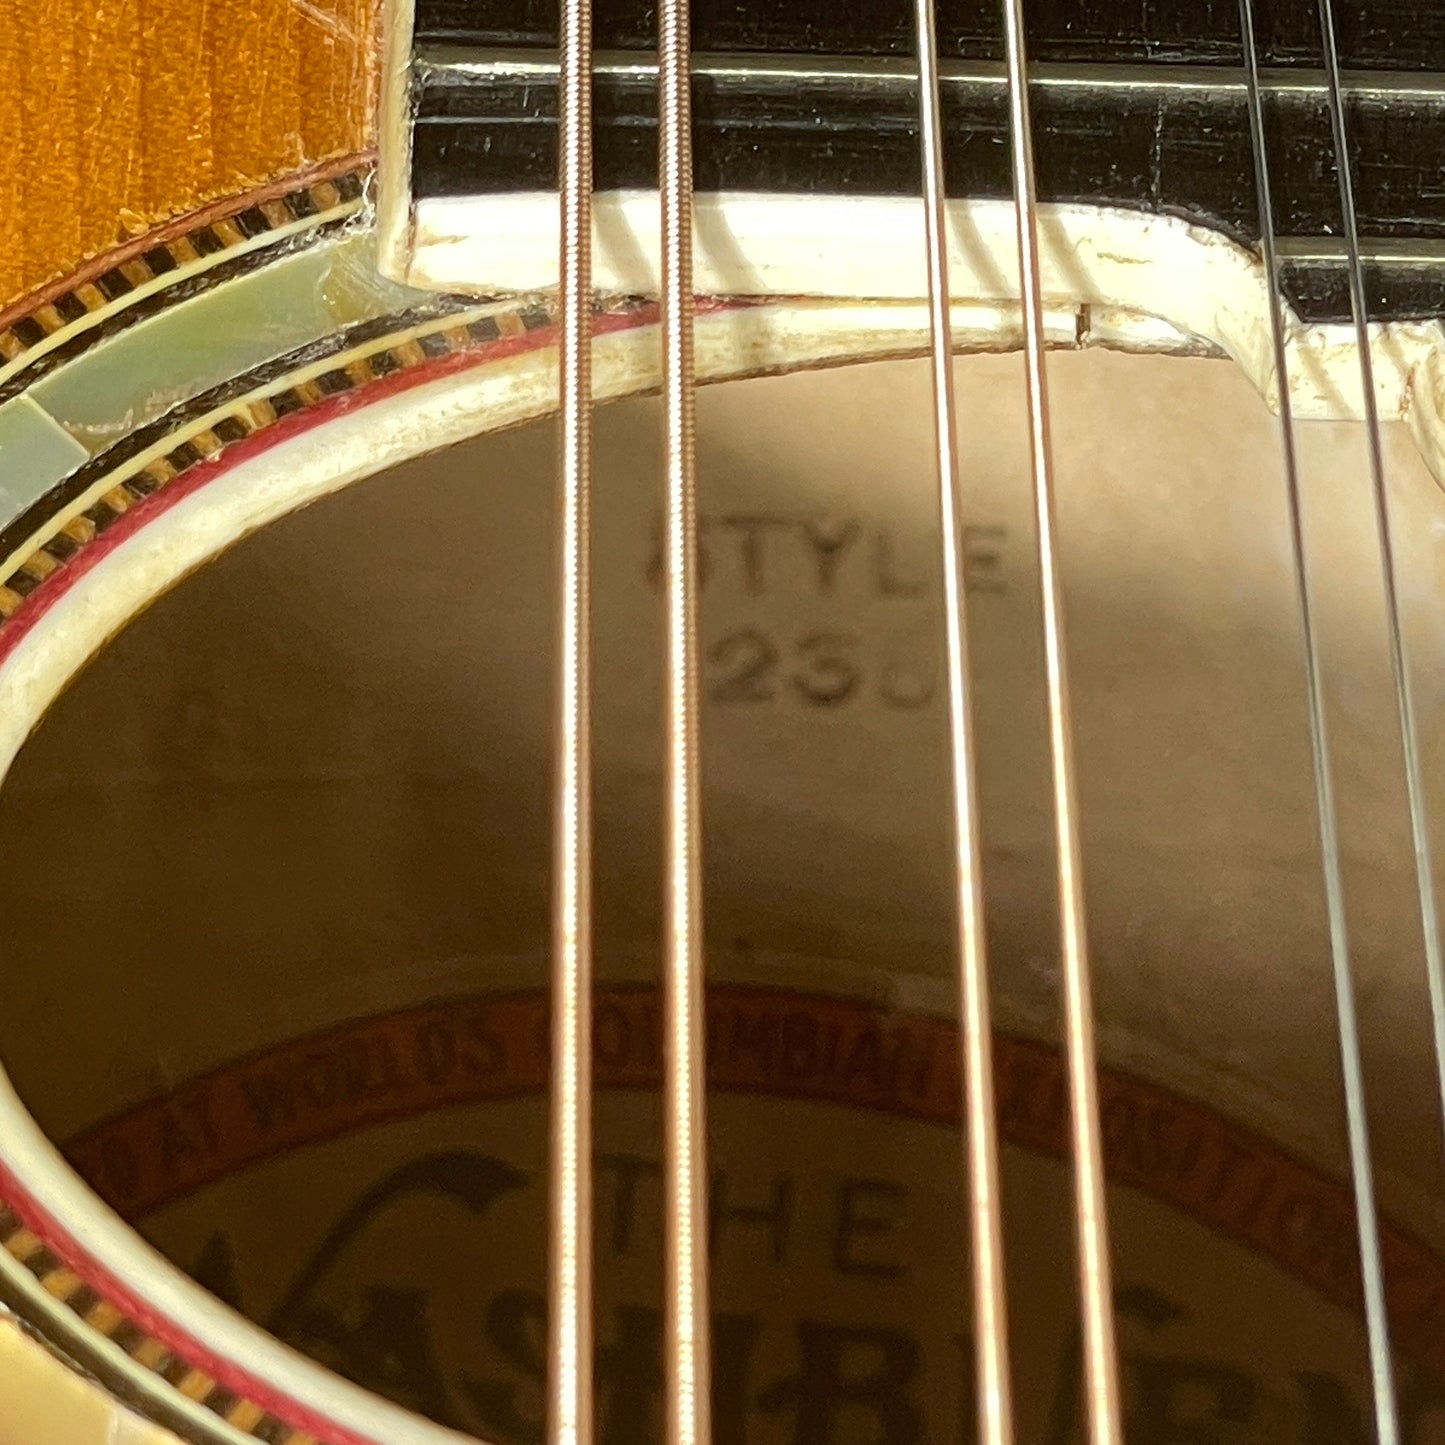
[[400, 1, 1445, 323], [416, 0, 1445, 70]]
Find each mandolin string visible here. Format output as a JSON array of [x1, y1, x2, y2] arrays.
[[658, 1, 713, 1445], [547, 0, 596, 1442], [1319, 0, 1445, 1197], [995, 3, 1124, 1443], [912, 3, 1016, 1444], [1236, 12, 1399, 1442], [1315, 0, 1427, 1436]]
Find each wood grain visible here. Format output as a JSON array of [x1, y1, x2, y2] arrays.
[[0, 0, 377, 309]]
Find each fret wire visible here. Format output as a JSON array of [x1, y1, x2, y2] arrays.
[[996, 3, 1124, 1443], [913, 4, 1016, 1445], [1315, 2, 1417, 1440], [548, 2, 596, 1445], [659, 1, 712, 1445]]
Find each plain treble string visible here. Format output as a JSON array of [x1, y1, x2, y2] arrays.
[[1314, 2, 1416, 1440], [1318, 0, 1445, 1176], [1238, 13, 1399, 1444]]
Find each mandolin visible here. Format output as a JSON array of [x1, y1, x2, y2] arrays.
[[0, 2, 1443, 1444]]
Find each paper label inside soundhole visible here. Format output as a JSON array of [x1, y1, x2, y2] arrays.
[[81, 1027, 1445, 1445], [1, 349, 1444, 1441]]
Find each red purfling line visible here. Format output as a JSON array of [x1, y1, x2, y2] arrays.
[[0, 154, 377, 339]]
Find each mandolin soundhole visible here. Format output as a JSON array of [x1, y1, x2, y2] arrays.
[[0, 347, 1439, 1443]]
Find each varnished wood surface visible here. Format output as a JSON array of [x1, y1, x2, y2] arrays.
[[0, 0, 377, 310]]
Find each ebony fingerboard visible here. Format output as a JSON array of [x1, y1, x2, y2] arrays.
[[405, 0, 1445, 323], [416, 0, 1445, 71]]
